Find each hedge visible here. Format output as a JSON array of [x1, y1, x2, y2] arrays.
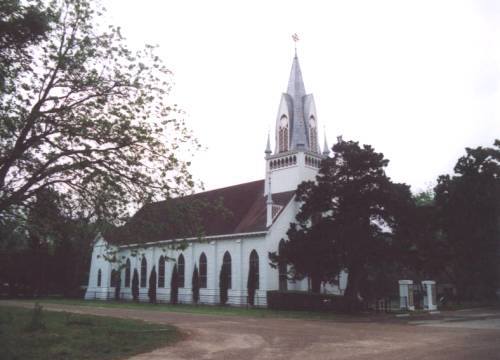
[[267, 290, 350, 312]]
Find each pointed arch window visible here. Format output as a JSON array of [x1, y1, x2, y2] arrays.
[[158, 256, 165, 288], [125, 258, 131, 287], [278, 115, 289, 153], [223, 251, 232, 289], [278, 240, 287, 291], [249, 250, 259, 289], [140, 256, 147, 288], [199, 253, 207, 288], [309, 116, 318, 152], [97, 269, 102, 287], [178, 254, 185, 288]]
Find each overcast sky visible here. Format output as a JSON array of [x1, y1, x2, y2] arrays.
[[104, 0, 500, 194]]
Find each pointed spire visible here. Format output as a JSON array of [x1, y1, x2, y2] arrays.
[[265, 132, 272, 157], [322, 132, 330, 157], [286, 53, 306, 100]]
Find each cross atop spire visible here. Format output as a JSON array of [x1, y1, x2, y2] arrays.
[[292, 33, 299, 57]]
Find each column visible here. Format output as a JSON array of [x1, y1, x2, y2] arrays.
[[399, 280, 415, 311], [422, 280, 437, 311]]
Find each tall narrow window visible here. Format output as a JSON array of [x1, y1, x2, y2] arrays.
[[249, 250, 259, 289], [199, 253, 207, 288], [278, 240, 287, 291], [309, 116, 317, 152], [278, 115, 289, 153], [140, 256, 147, 288], [158, 256, 165, 288], [97, 269, 102, 287], [223, 251, 232, 289], [178, 254, 185, 288], [125, 258, 131, 287]]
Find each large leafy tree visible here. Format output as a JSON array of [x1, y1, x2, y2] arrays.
[[271, 140, 413, 306], [434, 140, 500, 300], [0, 0, 197, 223], [0, 0, 54, 91]]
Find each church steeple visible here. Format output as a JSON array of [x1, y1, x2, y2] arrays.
[[274, 51, 319, 154], [265, 47, 325, 195]]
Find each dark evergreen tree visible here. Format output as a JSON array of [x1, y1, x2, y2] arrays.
[[247, 263, 257, 306], [170, 264, 179, 304], [434, 140, 500, 300], [148, 266, 157, 304], [192, 264, 200, 304], [219, 263, 229, 305], [114, 271, 121, 301], [270, 140, 413, 309], [131, 269, 139, 302]]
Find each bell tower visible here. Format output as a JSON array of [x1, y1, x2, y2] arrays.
[[264, 51, 328, 196]]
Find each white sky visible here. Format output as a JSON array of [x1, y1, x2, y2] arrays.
[[104, 0, 500, 194]]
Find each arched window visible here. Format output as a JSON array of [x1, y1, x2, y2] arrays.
[[97, 269, 102, 287], [223, 251, 232, 289], [249, 250, 259, 289], [309, 116, 318, 152], [124, 258, 131, 287], [199, 253, 207, 288], [158, 256, 165, 288], [278, 115, 289, 153], [278, 240, 287, 291], [140, 256, 147, 288], [178, 254, 185, 288]]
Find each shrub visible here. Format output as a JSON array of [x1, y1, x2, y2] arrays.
[[148, 266, 157, 304], [192, 264, 200, 304], [132, 269, 139, 302], [219, 264, 229, 305], [170, 264, 179, 304], [25, 302, 45, 332], [114, 272, 121, 301], [247, 264, 257, 306], [266, 291, 349, 312]]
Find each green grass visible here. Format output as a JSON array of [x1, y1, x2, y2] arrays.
[[0, 304, 180, 360], [21, 298, 368, 321]]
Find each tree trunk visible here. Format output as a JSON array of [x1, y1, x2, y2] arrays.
[[344, 265, 364, 312], [311, 275, 321, 293]]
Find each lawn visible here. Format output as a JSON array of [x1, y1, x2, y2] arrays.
[[0, 304, 180, 360], [28, 297, 345, 320]]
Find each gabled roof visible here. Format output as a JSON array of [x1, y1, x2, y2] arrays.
[[105, 180, 295, 246]]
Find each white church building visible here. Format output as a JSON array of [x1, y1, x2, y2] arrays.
[[85, 53, 347, 306]]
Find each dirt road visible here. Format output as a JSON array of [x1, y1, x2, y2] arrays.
[[2, 301, 500, 359]]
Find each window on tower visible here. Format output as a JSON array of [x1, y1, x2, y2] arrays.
[[309, 116, 317, 152], [278, 115, 289, 153]]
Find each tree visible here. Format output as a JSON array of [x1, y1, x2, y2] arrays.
[[170, 263, 178, 305], [270, 140, 413, 308], [0, 0, 54, 91], [434, 140, 500, 300], [131, 269, 139, 302], [247, 263, 257, 306], [219, 263, 229, 305], [148, 266, 157, 304], [192, 264, 199, 304], [0, 0, 197, 224], [0, 188, 96, 298]]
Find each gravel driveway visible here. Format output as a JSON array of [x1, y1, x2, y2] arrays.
[[2, 300, 500, 360]]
